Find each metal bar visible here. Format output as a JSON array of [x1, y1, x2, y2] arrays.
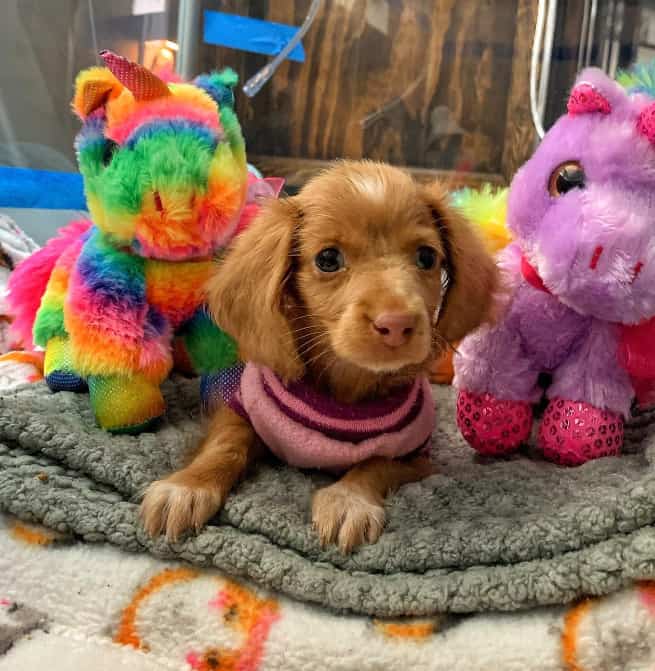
[[176, 0, 201, 80], [600, 0, 616, 71], [578, 0, 590, 71], [538, 0, 557, 121], [586, 0, 598, 65], [530, 0, 547, 138], [608, 0, 624, 78]]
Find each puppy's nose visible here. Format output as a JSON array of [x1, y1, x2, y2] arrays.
[[372, 312, 416, 347]]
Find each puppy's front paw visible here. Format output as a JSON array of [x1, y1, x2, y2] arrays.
[[140, 477, 226, 542], [311, 481, 385, 554]]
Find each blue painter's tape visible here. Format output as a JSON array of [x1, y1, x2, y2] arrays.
[[0, 167, 86, 210], [203, 10, 305, 62]]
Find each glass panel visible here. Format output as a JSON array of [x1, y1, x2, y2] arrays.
[[0, 0, 177, 171], [0, 0, 653, 189]]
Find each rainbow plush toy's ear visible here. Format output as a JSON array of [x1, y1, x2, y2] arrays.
[[72, 67, 123, 120], [193, 68, 239, 109], [72, 51, 173, 120]]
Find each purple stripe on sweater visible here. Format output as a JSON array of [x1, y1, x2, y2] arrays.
[[261, 374, 425, 443], [281, 375, 415, 421]]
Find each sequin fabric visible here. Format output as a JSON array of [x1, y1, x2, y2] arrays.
[[538, 398, 623, 466], [200, 363, 247, 418], [567, 83, 611, 116], [637, 103, 655, 145], [100, 50, 170, 101], [456, 390, 533, 456]]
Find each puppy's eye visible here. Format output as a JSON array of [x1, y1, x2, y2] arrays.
[[416, 246, 437, 270], [315, 247, 344, 273], [548, 161, 585, 196], [102, 140, 119, 167]]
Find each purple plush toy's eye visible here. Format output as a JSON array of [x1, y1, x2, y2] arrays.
[[548, 161, 585, 197]]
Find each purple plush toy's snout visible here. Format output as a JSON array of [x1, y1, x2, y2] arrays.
[[533, 182, 655, 323]]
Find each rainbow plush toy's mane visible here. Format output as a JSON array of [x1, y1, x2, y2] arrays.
[[8, 220, 92, 350], [451, 185, 511, 256], [617, 60, 655, 98]]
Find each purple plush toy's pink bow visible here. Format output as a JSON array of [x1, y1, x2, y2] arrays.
[[235, 174, 285, 237], [520, 250, 655, 409], [618, 319, 655, 408]]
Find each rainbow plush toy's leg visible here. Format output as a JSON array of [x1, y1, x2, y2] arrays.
[[86, 373, 167, 434], [43, 335, 87, 392], [174, 309, 238, 377], [33, 231, 87, 392], [66, 230, 172, 433], [173, 309, 239, 413]]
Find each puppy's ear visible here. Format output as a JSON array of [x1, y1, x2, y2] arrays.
[[421, 182, 498, 343], [207, 197, 304, 381]]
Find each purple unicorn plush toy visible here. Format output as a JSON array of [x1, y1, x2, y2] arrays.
[[454, 67, 655, 466]]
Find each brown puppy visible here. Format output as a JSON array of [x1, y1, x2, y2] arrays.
[[141, 160, 497, 553]]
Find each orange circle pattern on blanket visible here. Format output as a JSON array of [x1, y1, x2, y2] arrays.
[[561, 582, 655, 671], [114, 568, 281, 670]]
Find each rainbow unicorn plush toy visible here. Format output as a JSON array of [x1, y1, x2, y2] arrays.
[[455, 65, 655, 466], [8, 51, 251, 432]]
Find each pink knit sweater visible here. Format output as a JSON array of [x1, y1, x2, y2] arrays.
[[202, 363, 436, 471]]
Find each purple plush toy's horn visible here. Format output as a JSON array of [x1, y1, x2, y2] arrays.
[[567, 82, 611, 116], [99, 50, 170, 101]]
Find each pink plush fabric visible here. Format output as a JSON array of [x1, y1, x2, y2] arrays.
[[7, 219, 92, 349], [235, 174, 285, 237]]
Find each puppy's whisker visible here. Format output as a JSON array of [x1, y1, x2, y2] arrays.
[[315, 356, 337, 388], [432, 331, 457, 355], [294, 327, 329, 343], [302, 347, 332, 370], [290, 332, 327, 350], [292, 325, 325, 335], [298, 340, 329, 359], [281, 326, 324, 345], [296, 329, 327, 341], [296, 341, 324, 353]]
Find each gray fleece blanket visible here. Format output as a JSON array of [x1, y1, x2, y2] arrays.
[[1, 379, 655, 617]]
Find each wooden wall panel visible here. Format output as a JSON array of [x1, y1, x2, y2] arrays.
[[199, 0, 537, 182], [501, 0, 538, 180]]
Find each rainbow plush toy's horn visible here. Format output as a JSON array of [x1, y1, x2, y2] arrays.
[[99, 50, 170, 101]]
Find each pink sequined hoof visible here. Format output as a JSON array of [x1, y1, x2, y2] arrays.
[[538, 398, 623, 466], [456, 390, 533, 456]]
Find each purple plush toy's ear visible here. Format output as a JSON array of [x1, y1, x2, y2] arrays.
[[568, 67, 655, 146], [567, 83, 611, 115], [567, 67, 627, 117]]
